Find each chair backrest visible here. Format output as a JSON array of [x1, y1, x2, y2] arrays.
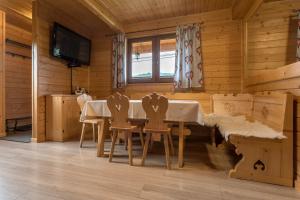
[[107, 92, 131, 128], [77, 94, 92, 111], [130, 92, 212, 114], [212, 92, 293, 134], [142, 93, 168, 131]]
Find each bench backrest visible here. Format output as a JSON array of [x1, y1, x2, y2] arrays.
[[212, 92, 293, 135], [253, 92, 292, 133], [212, 94, 253, 117]]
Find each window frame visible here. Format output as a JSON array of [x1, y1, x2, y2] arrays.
[[127, 34, 176, 84]]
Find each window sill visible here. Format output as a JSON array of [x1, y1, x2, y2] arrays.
[[127, 82, 173, 86]]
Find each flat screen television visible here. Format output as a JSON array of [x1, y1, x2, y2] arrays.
[[51, 22, 91, 67]]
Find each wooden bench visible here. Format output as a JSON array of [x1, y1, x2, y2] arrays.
[[6, 116, 32, 132], [208, 92, 293, 187]]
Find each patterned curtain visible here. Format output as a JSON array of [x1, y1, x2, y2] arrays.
[[112, 33, 126, 89], [297, 12, 300, 61], [174, 24, 203, 90]]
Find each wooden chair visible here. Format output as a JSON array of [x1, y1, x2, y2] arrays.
[[141, 93, 173, 169], [77, 94, 104, 148], [107, 92, 143, 165]]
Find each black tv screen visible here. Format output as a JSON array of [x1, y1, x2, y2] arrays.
[[51, 23, 91, 66]]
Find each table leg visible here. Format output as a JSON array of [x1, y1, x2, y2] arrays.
[[178, 121, 184, 168], [97, 120, 105, 157]]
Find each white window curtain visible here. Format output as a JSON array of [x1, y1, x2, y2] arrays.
[[112, 33, 126, 89], [297, 12, 300, 61], [174, 24, 203, 90]]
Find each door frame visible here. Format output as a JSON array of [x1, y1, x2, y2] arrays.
[[0, 11, 6, 137]]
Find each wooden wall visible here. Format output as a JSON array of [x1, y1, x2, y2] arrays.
[[246, 0, 299, 74], [0, 11, 5, 136], [33, 0, 90, 141], [87, 9, 243, 114], [89, 37, 112, 99], [244, 0, 300, 187], [5, 23, 32, 120], [30, 5, 245, 140], [124, 9, 242, 95]]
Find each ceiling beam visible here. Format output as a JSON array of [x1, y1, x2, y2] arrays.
[[78, 0, 124, 32], [232, 0, 264, 20]]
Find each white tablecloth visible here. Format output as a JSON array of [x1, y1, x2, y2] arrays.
[[80, 100, 204, 125]]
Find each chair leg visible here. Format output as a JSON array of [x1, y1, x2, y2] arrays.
[[163, 134, 171, 170], [128, 132, 133, 166], [92, 123, 96, 142], [124, 131, 128, 150], [141, 133, 151, 166], [79, 123, 86, 148], [109, 130, 118, 162], [139, 130, 144, 148], [168, 133, 175, 156], [149, 137, 154, 153]]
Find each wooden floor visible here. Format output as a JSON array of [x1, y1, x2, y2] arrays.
[[0, 136, 299, 200]]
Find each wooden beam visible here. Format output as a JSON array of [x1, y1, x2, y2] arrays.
[[232, 0, 264, 20], [236, 0, 264, 91], [78, 0, 124, 32], [32, 0, 39, 142], [241, 20, 246, 92]]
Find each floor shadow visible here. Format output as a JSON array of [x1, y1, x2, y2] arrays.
[[0, 130, 32, 143], [103, 125, 237, 171]]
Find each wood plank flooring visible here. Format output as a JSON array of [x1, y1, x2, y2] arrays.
[[0, 137, 299, 200]]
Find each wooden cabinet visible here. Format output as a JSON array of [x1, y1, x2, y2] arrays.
[[46, 95, 82, 142]]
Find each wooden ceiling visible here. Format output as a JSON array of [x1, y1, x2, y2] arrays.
[[0, 0, 32, 31], [43, 0, 112, 36], [0, 0, 112, 35], [0, 0, 270, 34], [0, 0, 32, 19], [98, 0, 235, 24]]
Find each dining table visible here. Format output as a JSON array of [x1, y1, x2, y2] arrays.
[[80, 99, 204, 168]]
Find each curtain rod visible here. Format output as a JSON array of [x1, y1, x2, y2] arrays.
[[105, 21, 204, 37]]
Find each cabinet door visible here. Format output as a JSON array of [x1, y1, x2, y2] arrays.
[[62, 99, 82, 141], [46, 96, 63, 141]]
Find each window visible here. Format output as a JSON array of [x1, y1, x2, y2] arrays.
[[127, 34, 176, 83]]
